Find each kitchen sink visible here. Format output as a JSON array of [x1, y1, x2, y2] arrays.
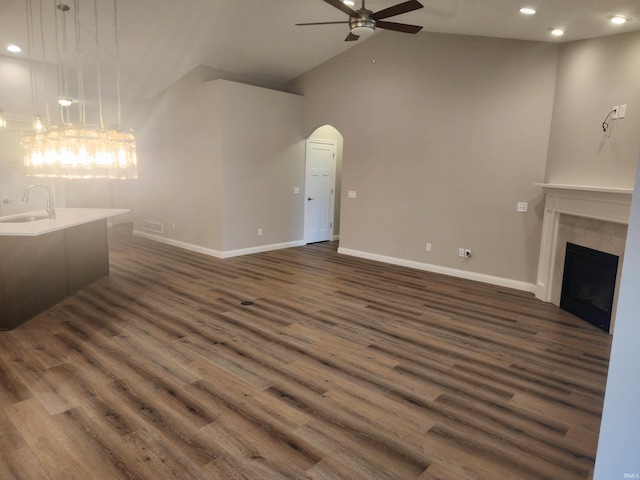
[[0, 215, 50, 223]]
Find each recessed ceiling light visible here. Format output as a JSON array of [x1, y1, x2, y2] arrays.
[[608, 14, 631, 25], [519, 7, 536, 15], [551, 28, 565, 37], [6, 44, 21, 53]]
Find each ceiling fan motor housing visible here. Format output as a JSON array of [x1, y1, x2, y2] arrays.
[[296, 0, 424, 41], [350, 10, 376, 34]]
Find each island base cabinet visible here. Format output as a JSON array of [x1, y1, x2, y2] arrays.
[[0, 220, 109, 330], [66, 221, 110, 293]]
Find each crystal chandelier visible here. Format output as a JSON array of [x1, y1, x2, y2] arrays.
[[21, 0, 138, 179]]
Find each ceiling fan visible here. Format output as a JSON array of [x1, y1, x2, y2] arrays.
[[297, 0, 424, 41]]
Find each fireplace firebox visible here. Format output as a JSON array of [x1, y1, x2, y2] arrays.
[[560, 242, 619, 332]]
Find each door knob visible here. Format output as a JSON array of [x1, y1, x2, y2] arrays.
[[307, 197, 314, 201]]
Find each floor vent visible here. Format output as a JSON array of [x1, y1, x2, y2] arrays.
[[143, 220, 164, 234]]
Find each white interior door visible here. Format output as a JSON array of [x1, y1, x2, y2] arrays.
[[305, 140, 336, 244]]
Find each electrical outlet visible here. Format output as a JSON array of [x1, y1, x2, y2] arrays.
[[426, 243, 432, 252], [612, 105, 619, 120], [517, 202, 528, 213]]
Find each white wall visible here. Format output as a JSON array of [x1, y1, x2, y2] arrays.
[[593, 157, 640, 477], [0, 55, 53, 121], [0, 57, 60, 216], [0, 54, 136, 219]]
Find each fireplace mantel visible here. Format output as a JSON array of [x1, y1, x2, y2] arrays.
[[535, 183, 633, 314], [534, 183, 633, 195], [534, 183, 633, 225]]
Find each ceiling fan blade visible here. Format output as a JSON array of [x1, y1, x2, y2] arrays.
[[296, 21, 350, 26], [372, 0, 424, 20], [345, 32, 360, 41], [376, 20, 423, 34], [323, 0, 359, 18]]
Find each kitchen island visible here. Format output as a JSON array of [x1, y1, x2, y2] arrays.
[[0, 208, 128, 330]]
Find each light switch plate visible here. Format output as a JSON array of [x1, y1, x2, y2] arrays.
[[619, 104, 627, 119], [348, 190, 357, 198]]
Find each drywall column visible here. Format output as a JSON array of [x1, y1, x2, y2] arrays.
[[593, 157, 640, 478]]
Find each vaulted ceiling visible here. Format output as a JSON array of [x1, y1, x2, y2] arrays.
[[2, 0, 640, 102]]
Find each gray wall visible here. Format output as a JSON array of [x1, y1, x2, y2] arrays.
[[132, 67, 223, 249], [218, 80, 305, 251], [132, 69, 305, 254], [546, 31, 640, 188], [287, 32, 559, 287]]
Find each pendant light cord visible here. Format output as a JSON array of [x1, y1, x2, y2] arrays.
[[114, 0, 122, 127], [94, 0, 104, 130], [26, 0, 37, 128], [38, 0, 51, 127], [54, 0, 64, 123], [73, 0, 86, 125]]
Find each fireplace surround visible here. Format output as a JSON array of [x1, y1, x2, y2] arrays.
[[535, 183, 633, 334]]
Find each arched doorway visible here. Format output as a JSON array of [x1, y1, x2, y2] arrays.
[[305, 125, 343, 244]]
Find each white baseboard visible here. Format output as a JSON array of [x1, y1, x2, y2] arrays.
[[130, 232, 533, 291], [132, 229, 305, 259], [337, 247, 536, 293], [220, 240, 306, 258]]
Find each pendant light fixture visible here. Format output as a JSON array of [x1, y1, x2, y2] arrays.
[[21, 0, 138, 179]]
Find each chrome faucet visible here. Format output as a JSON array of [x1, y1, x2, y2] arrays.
[[22, 184, 56, 219]]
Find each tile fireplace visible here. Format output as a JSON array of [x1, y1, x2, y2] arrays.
[[535, 183, 633, 334]]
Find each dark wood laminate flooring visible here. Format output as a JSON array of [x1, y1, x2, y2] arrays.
[[0, 224, 611, 479]]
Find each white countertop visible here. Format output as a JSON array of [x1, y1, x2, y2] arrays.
[[0, 208, 129, 236]]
